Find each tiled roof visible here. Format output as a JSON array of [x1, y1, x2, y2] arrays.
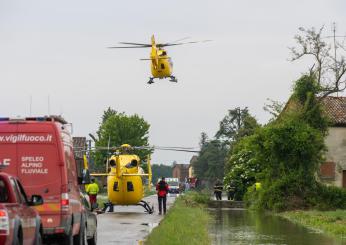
[[321, 96, 346, 126]]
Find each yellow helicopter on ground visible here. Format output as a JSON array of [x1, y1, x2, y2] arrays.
[[80, 144, 199, 214], [108, 35, 210, 84]]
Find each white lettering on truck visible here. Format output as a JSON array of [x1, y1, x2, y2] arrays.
[[0, 159, 10, 167], [20, 156, 48, 175], [0, 134, 52, 143]]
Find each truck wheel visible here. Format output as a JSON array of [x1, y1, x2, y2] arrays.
[[88, 229, 97, 245], [62, 225, 73, 245]]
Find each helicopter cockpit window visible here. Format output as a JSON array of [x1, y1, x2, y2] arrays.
[[161, 64, 165, 69], [161, 51, 167, 56], [127, 181, 134, 192], [109, 159, 116, 167], [113, 182, 119, 192], [125, 159, 138, 168]]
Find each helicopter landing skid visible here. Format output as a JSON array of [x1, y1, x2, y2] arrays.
[[147, 77, 155, 84], [102, 201, 114, 213], [137, 200, 154, 214], [101, 200, 154, 214], [169, 76, 178, 83]]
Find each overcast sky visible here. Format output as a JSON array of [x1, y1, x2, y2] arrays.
[[1, 0, 345, 164]]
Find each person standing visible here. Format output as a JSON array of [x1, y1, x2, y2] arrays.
[[226, 181, 236, 201], [86, 178, 99, 210], [214, 179, 223, 200], [156, 177, 169, 215]]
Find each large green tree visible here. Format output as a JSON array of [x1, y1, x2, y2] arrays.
[[193, 136, 228, 182], [95, 109, 152, 165], [215, 107, 260, 144], [151, 164, 173, 184]]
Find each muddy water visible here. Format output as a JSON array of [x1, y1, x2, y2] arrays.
[[208, 208, 346, 245]]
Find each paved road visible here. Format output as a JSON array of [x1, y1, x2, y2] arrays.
[[97, 194, 177, 245]]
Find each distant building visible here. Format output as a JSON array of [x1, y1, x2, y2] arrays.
[[318, 97, 346, 188], [172, 163, 189, 183]]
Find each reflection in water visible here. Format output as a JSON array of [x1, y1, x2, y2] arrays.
[[208, 208, 346, 245]]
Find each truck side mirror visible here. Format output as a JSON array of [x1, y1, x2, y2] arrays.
[[29, 195, 44, 206]]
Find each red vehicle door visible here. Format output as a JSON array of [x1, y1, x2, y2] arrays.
[[8, 177, 35, 245]]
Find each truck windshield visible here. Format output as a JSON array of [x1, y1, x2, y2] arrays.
[[168, 181, 179, 186]]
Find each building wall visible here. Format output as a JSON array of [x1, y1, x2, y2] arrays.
[[172, 165, 189, 182], [172, 167, 181, 180], [323, 127, 346, 187]]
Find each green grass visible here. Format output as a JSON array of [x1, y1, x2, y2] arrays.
[[280, 210, 346, 238], [145, 192, 211, 245]]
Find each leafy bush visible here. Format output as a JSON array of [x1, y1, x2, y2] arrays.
[[316, 184, 346, 210]]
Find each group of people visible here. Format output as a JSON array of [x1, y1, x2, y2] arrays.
[[214, 179, 236, 201]]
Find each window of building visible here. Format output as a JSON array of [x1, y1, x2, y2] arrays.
[[319, 162, 336, 179]]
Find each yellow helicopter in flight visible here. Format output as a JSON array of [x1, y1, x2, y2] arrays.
[[80, 144, 199, 214], [108, 35, 210, 84]]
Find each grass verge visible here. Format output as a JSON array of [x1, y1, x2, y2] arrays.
[[145, 192, 211, 245], [279, 210, 346, 238]]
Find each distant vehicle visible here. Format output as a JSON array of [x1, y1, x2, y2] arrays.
[[165, 178, 180, 194], [80, 192, 97, 245], [0, 116, 87, 244], [0, 172, 43, 245]]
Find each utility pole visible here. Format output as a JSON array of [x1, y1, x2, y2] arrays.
[[332, 22, 339, 97]]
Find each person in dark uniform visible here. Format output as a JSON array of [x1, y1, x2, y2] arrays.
[[214, 179, 223, 200], [156, 177, 169, 215], [226, 181, 236, 201]]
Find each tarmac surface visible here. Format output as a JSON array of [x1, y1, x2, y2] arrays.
[[97, 194, 177, 245]]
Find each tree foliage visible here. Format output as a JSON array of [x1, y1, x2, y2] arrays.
[[95, 108, 152, 164], [224, 134, 263, 200], [215, 107, 260, 144], [151, 164, 173, 184], [263, 98, 284, 121], [193, 137, 227, 182]]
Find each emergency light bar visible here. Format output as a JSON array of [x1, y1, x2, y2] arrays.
[[0, 116, 68, 124]]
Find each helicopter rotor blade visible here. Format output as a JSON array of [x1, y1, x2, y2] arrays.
[[140, 57, 169, 61], [108, 45, 151, 49], [157, 39, 212, 48], [166, 37, 191, 44], [74, 145, 200, 154], [118, 42, 151, 46]]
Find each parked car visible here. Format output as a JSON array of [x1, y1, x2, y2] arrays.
[[0, 116, 86, 244], [80, 192, 97, 245], [0, 172, 43, 245]]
